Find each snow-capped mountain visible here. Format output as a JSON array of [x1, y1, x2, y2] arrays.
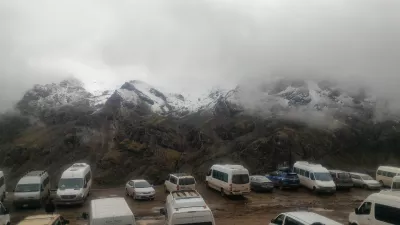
[[16, 77, 397, 124]]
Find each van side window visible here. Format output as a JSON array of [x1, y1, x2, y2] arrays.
[[310, 173, 315, 180], [358, 202, 371, 215], [305, 171, 310, 177], [212, 170, 228, 182], [0, 176, 4, 187], [85, 171, 91, 185], [285, 216, 305, 225], [375, 203, 400, 224], [377, 170, 382, 175]]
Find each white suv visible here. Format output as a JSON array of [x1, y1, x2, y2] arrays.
[[164, 173, 196, 193]]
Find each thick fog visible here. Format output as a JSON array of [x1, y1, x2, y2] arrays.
[[1, 0, 400, 112]]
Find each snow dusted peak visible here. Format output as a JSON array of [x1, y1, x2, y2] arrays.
[[17, 79, 93, 116]]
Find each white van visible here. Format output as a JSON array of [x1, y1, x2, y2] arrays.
[[55, 163, 92, 205], [0, 172, 5, 202], [270, 211, 342, 225], [391, 176, 400, 191], [376, 166, 400, 187], [293, 161, 336, 193], [205, 164, 250, 196], [13, 170, 50, 208], [160, 190, 215, 225], [0, 201, 10, 225], [87, 197, 135, 225], [349, 191, 400, 225]]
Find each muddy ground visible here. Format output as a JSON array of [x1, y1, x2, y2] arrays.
[[4, 184, 379, 225]]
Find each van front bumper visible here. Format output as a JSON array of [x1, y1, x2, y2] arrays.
[[13, 199, 41, 207], [315, 187, 336, 193], [54, 196, 85, 205]]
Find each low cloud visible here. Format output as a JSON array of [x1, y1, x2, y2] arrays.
[[1, 0, 400, 117]]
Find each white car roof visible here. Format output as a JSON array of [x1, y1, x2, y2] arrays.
[[130, 179, 147, 183], [285, 211, 342, 225], [349, 172, 369, 176], [91, 197, 133, 219], [18, 176, 41, 184], [61, 163, 90, 178]]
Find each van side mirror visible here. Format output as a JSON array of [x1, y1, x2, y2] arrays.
[[354, 208, 359, 214], [160, 208, 166, 215]]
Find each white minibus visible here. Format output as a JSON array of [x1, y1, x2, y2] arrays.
[[349, 191, 400, 225], [13, 170, 50, 208], [376, 166, 400, 187], [205, 164, 250, 196], [55, 163, 92, 205], [391, 176, 400, 191], [293, 161, 336, 193], [160, 190, 215, 225]]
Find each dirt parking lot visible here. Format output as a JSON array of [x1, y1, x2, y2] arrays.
[[3, 183, 380, 225]]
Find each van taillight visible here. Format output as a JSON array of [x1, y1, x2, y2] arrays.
[[229, 184, 232, 191]]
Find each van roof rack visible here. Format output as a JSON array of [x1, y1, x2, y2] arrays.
[[25, 170, 47, 177], [71, 163, 88, 167], [171, 190, 200, 199]]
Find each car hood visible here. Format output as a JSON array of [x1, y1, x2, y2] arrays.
[[57, 188, 83, 196], [135, 187, 155, 193], [364, 180, 380, 185]]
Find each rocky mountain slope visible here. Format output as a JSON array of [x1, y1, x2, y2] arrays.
[[1, 77, 400, 188]]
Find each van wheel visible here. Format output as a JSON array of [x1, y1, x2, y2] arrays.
[[220, 188, 225, 197]]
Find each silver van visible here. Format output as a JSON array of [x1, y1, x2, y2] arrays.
[[13, 170, 50, 208]]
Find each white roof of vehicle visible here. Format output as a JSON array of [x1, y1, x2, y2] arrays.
[[212, 164, 248, 172], [169, 190, 208, 209], [349, 172, 369, 176], [61, 163, 90, 178], [18, 176, 41, 184], [284, 211, 342, 225], [91, 197, 133, 219], [377, 166, 400, 173], [365, 192, 400, 207], [0, 171, 3, 176], [294, 161, 329, 172]]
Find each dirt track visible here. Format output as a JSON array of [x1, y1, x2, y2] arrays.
[[4, 184, 378, 225]]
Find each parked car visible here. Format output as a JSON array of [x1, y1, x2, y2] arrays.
[[250, 175, 274, 192], [329, 170, 353, 190], [349, 172, 381, 190], [125, 179, 155, 200], [270, 211, 342, 225], [267, 167, 300, 190], [164, 173, 196, 193]]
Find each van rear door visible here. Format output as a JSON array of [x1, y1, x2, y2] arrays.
[[231, 174, 250, 193], [172, 210, 214, 225]]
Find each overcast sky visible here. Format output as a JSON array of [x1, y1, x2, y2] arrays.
[[1, 0, 400, 111]]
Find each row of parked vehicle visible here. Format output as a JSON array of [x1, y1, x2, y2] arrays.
[[1, 161, 400, 225]]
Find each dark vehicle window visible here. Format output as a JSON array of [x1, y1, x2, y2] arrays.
[[15, 183, 40, 192], [314, 173, 332, 181], [232, 174, 249, 184], [212, 170, 228, 182], [310, 173, 315, 180], [58, 178, 84, 189], [178, 178, 195, 185], [0, 176, 4, 187], [135, 181, 151, 188], [285, 173, 298, 178], [375, 203, 400, 224], [338, 173, 350, 179], [285, 216, 305, 225], [358, 202, 371, 215], [305, 171, 310, 177], [170, 176, 177, 184], [272, 214, 285, 225]]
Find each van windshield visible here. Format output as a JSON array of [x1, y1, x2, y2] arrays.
[[15, 184, 40, 192], [58, 178, 83, 190], [232, 174, 249, 184], [392, 182, 400, 190], [314, 173, 332, 181], [178, 178, 196, 185]]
